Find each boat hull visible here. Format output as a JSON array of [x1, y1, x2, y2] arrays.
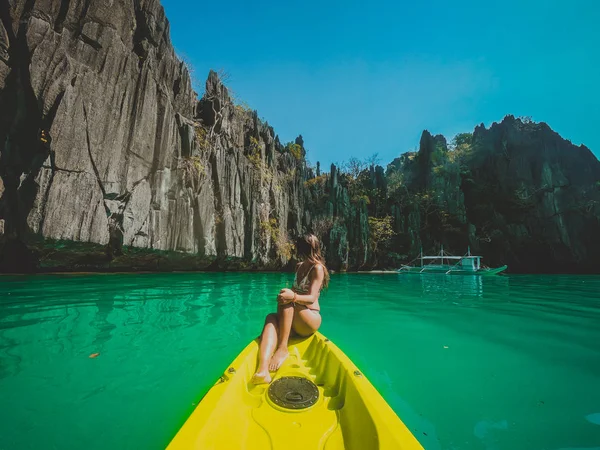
[[167, 332, 422, 449], [398, 264, 507, 275]]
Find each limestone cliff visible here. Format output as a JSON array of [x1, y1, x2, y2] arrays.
[[384, 117, 600, 273], [1, 0, 194, 269], [463, 117, 600, 272], [0, 0, 305, 271]]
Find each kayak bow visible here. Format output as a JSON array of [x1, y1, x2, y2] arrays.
[[168, 332, 422, 449]]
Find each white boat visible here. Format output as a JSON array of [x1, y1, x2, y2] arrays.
[[397, 247, 507, 276]]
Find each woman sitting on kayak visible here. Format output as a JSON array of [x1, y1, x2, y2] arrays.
[[251, 234, 330, 384]]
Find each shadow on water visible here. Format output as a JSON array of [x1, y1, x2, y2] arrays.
[[0, 332, 21, 379]]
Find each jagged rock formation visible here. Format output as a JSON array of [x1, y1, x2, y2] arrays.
[[463, 117, 600, 272], [0, 1, 598, 273], [192, 71, 307, 267], [0, 0, 306, 271], [384, 117, 600, 273], [0, 0, 195, 267]]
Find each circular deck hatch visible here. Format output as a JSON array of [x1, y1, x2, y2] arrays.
[[268, 376, 319, 410]]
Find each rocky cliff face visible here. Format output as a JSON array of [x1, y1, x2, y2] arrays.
[[1, 1, 598, 273], [1, 0, 194, 268], [383, 117, 600, 273], [462, 117, 600, 272], [0, 0, 306, 271]]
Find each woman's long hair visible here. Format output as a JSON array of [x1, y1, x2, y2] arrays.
[[295, 234, 330, 288]]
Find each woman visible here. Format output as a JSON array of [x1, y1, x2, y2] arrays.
[[251, 234, 330, 384]]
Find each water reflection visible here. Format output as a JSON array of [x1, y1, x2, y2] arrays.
[[420, 274, 485, 299], [0, 273, 290, 379]]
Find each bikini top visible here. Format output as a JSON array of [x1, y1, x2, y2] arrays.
[[292, 264, 316, 294]]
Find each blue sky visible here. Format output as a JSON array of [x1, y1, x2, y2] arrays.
[[162, 0, 599, 167]]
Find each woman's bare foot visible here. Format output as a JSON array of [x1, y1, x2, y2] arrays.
[[250, 370, 272, 385], [269, 348, 289, 371]]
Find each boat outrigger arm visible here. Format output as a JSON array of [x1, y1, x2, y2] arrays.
[[398, 246, 508, 275]]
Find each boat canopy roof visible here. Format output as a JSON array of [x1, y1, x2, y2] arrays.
[[421, 255, 481, 260]]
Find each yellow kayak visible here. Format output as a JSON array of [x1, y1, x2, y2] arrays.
[[167, 332, 423, 449]]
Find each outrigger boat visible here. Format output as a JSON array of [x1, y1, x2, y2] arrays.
[[397, 246, 507, 275]]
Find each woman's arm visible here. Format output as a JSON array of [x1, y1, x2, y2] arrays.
[[278, 264, 324, 305]]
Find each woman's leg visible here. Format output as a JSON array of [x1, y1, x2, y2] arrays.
[[292, 305, 322, 337], [251, 313, 278, 384], [269, 302, 294, 371]]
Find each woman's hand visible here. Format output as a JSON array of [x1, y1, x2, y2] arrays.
[[277, 288, 295, 304]]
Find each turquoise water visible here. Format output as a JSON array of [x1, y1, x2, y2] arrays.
[[1, 273, 600, 450]]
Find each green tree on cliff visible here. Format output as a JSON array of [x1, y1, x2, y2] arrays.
[[368, 216, 395, 267]]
